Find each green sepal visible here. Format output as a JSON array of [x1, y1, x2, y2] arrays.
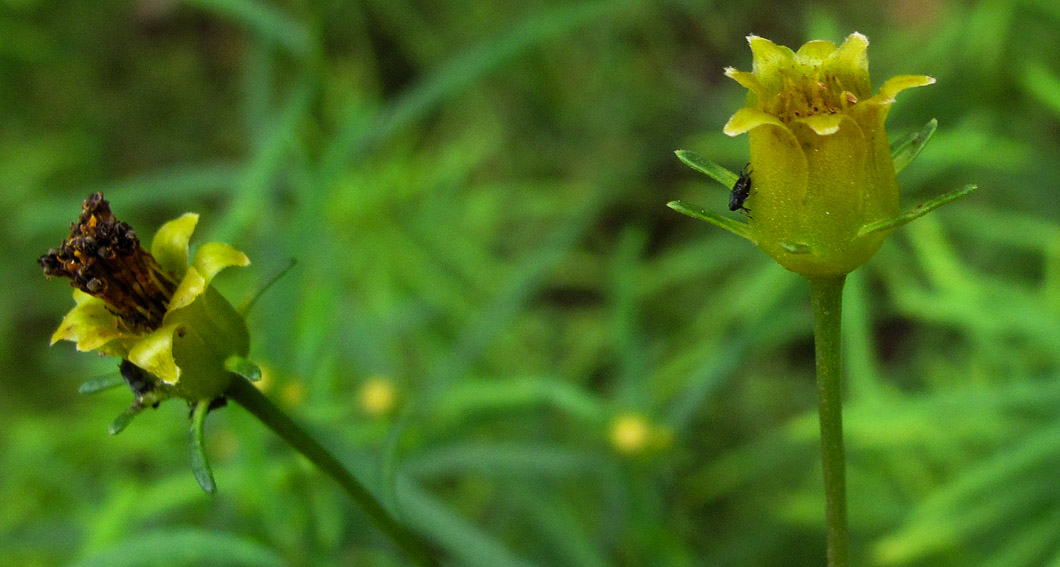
[[189, 399, 217, 495], [674, 150, 739, 188], [858, 184, 977, 237], [79, 374, 124, 394], [667, 200, 754, 242], [108, 405, 143, 435], [225, 356, 262, 382], [891, 118, 937, 174]]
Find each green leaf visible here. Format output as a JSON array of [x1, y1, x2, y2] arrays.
[[858, 184, 977, 237], [667, 200, 754, 242], [108, 405, 142, 435], [67, 528, 284, 567], [79, 373, 124, 394], [240, 258, 297, 316], [189, 399, 217, 495], [225, 356, 262, 382], [891, 118, 937, 174], [674, 150, 739, 188]]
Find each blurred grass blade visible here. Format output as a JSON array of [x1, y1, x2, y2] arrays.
[[891, 118, 937, 174], [404, 443, 602, 479], [668, 200, 754, 241], [68, 528, 284, 567], [183, 0, 312, 57], [320, 0, 642, 179], [189, 399, 217, 494], [675, 149, 739, 188], [18, 163, 240, 238], [219, 79, 314, 241], [858, 184, 976, 237], [382, 185, 609, 508], [79, 373, 124, 394], [1022, 62, 1060, 117], [399, 477, 534, 567], [434, 377, 607, 425]]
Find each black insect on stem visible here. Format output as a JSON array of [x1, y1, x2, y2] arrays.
[[729, 163, 752, 216]]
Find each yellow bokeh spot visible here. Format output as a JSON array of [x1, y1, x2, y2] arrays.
[[610, 413, 651, 455], [359, 375, 397, 417], [280, 381, 307, 408]]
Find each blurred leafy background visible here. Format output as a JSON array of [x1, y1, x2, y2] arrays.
[[5, 0, 1060, 565]]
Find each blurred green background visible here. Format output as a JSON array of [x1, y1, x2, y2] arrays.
[[6, 0, 1060, 565]]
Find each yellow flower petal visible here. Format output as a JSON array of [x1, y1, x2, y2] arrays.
[[799, 114, 845, 135], [167, 243, 250, 312], [724, 67, 759, 91], [50, 291, 131, 356], [151, 213, 198, 279], [796, 39, 839, 62], [169, 266, 206, 312], [192, 242, 251, 288], [128, 322, 183, 385], [748, 35, 794, 73], [723, 107, 786, 137], [829, 32, 869, 74], [874, 74, 936, 104]]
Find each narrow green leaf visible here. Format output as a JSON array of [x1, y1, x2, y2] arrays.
[[858, 184, 977, 237], [225, 356, 262, 382], [183, 0, 312, 57], [240, 258, 297, 317], [1022, 62, 1060, 118], [674, 150, 739, 188], [108, 406, 142, 435], [68, 528, 284, 567], [189, 399, 217, 495], [891, 118, 937, 174], [667, 200, 754, 242], [79, 373, 124, 394]]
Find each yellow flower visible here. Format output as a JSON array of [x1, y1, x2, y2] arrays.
[[722, 33, 934, 276], [40, 193, 250, 404]]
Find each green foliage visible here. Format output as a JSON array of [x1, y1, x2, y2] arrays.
[[7, 1, 1060, 566]]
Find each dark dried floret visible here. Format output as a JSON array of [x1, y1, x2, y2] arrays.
[[38, 193, 176, 331]]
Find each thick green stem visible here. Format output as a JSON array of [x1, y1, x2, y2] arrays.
[[225, 377, 439, 567], [808, 275, 849, 567]]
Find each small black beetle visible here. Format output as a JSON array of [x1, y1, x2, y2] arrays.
[[729, 163, 752, 214]]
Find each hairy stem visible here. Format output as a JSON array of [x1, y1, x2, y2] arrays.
[[808, 275, 849, 567], [226, 377, 439, 567]]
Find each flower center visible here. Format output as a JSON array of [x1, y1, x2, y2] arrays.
[[38, 193, 176, 331], [769, 67, 862, 122]]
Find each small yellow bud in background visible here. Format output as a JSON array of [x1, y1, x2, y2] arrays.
[[279, 381, 307, 408], [610, 413, 650, 454], [359, 375, 397, 417]]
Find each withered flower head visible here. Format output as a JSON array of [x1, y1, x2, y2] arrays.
[[40, 193, 251, 407], [39, 193, 175, 332]]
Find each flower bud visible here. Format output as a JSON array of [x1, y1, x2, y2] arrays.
[[723, 33, 934, 276]]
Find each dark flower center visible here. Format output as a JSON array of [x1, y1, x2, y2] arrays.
[[38, 193, 176, 330]]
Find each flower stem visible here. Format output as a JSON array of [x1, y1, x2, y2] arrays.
[[225, 377, 439, 567], [808, 275, 849, 567]]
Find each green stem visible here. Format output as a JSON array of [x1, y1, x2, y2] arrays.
[[808, 275, 849, 567], [225, 377, 439, 567]]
